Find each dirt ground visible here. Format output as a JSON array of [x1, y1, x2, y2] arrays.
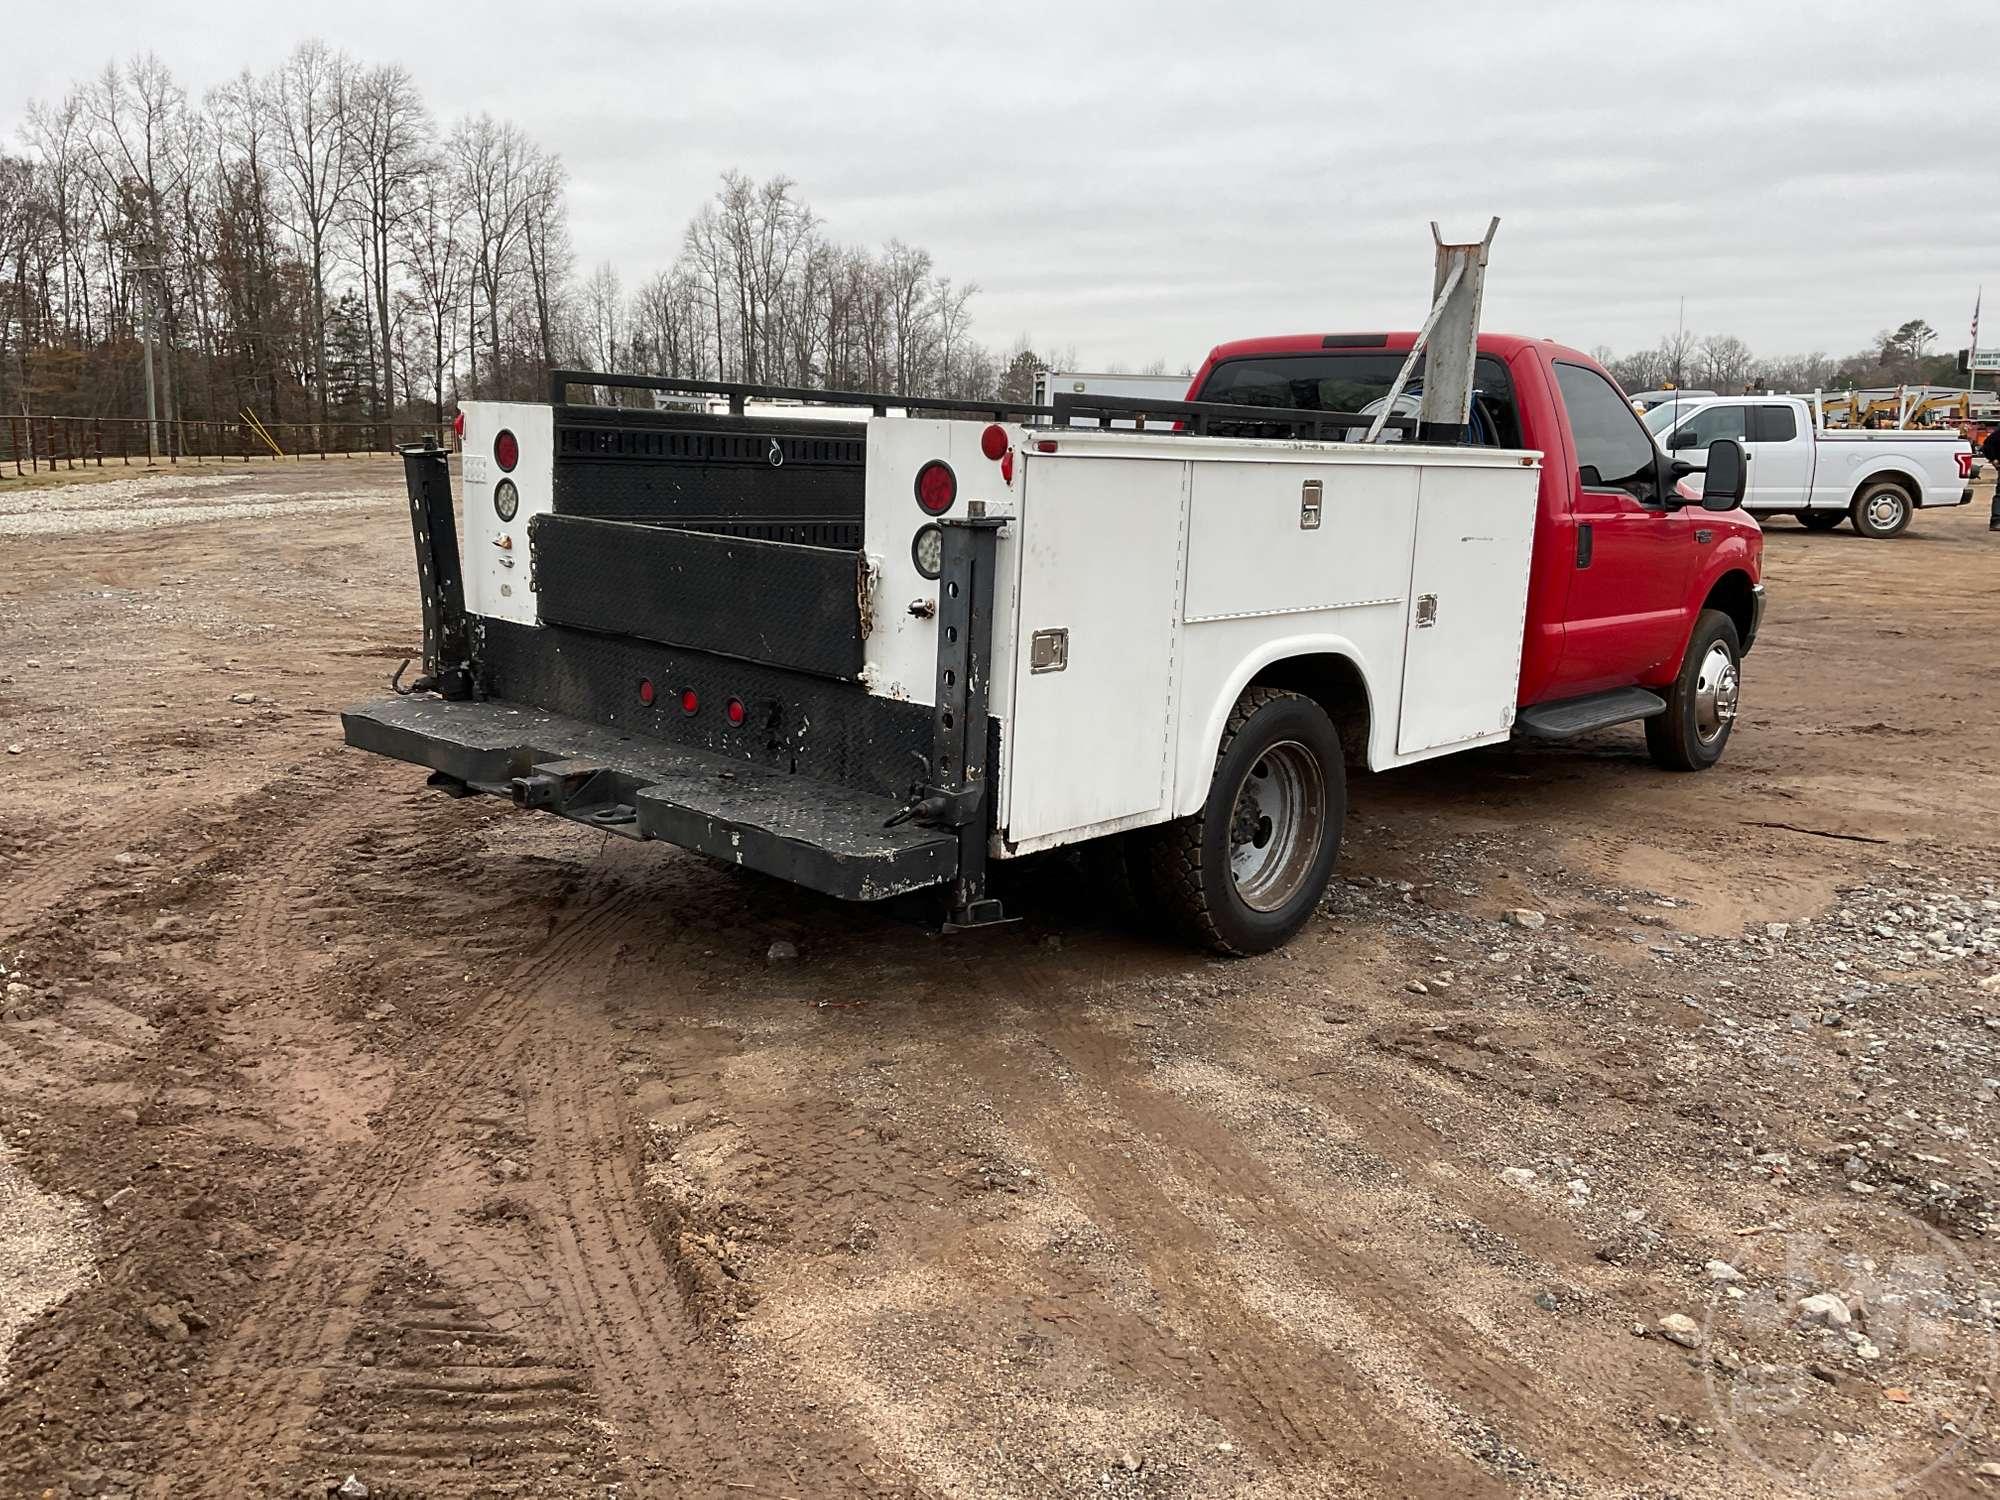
[[1, 458, 1998, 1500]]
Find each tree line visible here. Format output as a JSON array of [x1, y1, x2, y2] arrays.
[[0, 44, 1034, 445], [1593, 318, 1964, 397]]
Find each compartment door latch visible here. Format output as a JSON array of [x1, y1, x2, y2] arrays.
[[1030, 628, 1069, 673]]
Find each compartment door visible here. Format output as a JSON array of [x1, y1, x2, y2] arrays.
[[1002, 457, 1187, 843], [1395, 464, 1540, 756]]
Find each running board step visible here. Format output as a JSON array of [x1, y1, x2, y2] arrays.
[[1515, 687, 1666, 740]]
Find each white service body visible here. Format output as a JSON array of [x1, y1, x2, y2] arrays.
[[859, 421, 1543, 856]]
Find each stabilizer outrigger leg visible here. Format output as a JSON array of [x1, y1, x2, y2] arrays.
[[885, 507, 1017, 933]]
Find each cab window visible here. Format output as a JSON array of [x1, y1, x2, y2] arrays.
[[1194, 351, 1523, 448], [1554, 361, 1659, 503], [1669, 404, 1747, 449], [1751, 404, 1797, 442]]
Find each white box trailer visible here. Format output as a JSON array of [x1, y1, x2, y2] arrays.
[[1032, 369, 1193, 425], [345, 224, 1539, 953]]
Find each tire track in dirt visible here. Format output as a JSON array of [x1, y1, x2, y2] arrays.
[[185, 863, 654, 1488], [960, 965, 1653, 1494]]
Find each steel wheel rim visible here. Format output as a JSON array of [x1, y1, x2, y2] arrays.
[[1865, 488, 1907, 531], [1693, 641, 1739, 745], [1227, 739, 1326, 913]]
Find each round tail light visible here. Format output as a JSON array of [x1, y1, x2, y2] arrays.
[[680, 688, 699, 715], [726, 697, 746, 726], [914, 459, 957, 515], [494, 428, 520, 473], [637, 678, 655, 706], [980, 424, 1009, 461]]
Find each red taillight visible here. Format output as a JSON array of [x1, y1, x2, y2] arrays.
[[452, 410, 465, 441], [1000, 450, 1014, 484], [1034, 439, 1059, 454], [494, 428, 519, 473], [726, 697, 746, 726], [914, 459, 957, 515], [980, 423, 1009, 461], [637, 678, 655, 706], [680, 688, 699, 715]]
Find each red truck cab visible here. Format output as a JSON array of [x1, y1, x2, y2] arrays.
[[1186, 332, 1764, 769]]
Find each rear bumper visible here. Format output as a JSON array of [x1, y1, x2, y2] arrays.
[[342, 695, 955, 901]]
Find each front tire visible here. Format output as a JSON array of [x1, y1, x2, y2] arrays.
[[1799, 510, 1844, 532], [1850, 480, 1913, 539], [1140, 688, 1345, 955], [1645, 609, 1742, 772]]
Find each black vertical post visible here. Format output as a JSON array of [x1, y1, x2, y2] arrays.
[[930, 514, 1006, 926], [403, 440, 474, 699]]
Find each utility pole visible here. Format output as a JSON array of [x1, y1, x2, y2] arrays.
[[133, 252, 161, 463]]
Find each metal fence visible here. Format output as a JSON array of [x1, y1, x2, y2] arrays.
[[2, 414, 455, 475]]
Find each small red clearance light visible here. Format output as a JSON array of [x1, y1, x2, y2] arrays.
[[914, 459, 957, 515], [980, 423, 1008, 461], [638, 678, 655, 706], [452, 409, 465, 441], [1000, 450, 1014, 484], [494, 428, 520, 473], [680, 688, 699, 715], [1034, 439, 1058, 454], [726, 697, 746, 726]]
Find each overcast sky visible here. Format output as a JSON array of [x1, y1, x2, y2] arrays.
[[5, 0, 1995, 370]]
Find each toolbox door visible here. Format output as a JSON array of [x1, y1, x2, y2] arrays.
[[1395, 463, 1540, 756], [1001, 455, 1187, 843]]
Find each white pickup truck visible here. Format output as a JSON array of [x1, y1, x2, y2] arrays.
[[1647, 394, 1976, 537]]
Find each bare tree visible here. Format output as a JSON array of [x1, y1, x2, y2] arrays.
[[1656, 326, 1699, 390], [395, 154, 466, 420], [266, 39, 357, 431], [519, 148, 569, 377], [450, 113, 532, 396], [344, 62, 430, 441], [1696, 333, 1755, 392], [581, 261, 623, 375]]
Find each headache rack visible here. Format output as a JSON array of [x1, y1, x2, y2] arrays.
[[545, 370, 1421, 443]]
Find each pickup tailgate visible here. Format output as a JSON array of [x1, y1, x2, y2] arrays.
[[342, 695, 954, 899]]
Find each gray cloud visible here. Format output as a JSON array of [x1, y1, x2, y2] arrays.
[[6, 0, 1995, 368]]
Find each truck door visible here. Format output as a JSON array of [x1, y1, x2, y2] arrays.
[[1745, 402, 1812, 509], [1551, 361, 1696, 692]]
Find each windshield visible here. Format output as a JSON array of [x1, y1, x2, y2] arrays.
[[1643, 399, 1707, 435], [1195, 351, 1522, 447]]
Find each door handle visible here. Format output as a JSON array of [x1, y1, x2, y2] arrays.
[[1575, 522, 1593, 568]]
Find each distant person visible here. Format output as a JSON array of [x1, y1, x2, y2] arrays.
[[1983, 424, 2000, 530]]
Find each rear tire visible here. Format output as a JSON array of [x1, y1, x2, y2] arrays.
[[1645, 609, 1742, 772], [1139, 688, 1345, 955], [1850, 480, 1913, 539], [1798, 510, 1844, 532]]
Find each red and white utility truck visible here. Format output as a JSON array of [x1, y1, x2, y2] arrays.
[[344, 225, 1759, 954]]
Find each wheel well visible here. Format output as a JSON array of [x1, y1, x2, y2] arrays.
[[1249, 653, 1372, 765], [1703, 569, 1756, 643], [1852, 470, 1918, 506]]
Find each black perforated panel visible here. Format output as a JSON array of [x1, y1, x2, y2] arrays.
[[530, 514, 864, 680], [552, 407, 866, 532]]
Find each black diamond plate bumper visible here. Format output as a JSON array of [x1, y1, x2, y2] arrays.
[[342, 694, 956, 902]]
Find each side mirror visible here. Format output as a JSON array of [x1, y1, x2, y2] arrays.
[[1701, 438, 1746, 510], [1668, 427, 1699, 450]]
